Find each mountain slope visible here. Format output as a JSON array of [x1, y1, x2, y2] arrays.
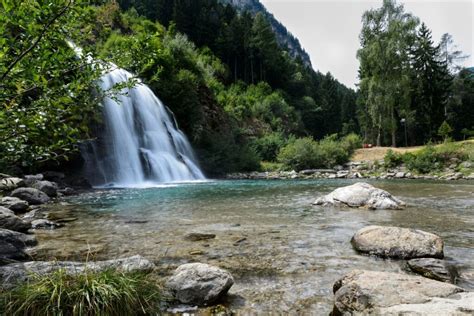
[[220, 0, 312, 67]]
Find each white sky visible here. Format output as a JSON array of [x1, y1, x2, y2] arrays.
[[260, 0, 473, 88]]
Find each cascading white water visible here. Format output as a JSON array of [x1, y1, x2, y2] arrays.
[[81, 66, 205, 187]]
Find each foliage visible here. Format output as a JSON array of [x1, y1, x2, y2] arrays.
[[277, 134, 359, 171], [438, 120, 453, 141], [1, 269, 161, 316], [383, 149, 404, 168], [277, 137, 320, 171], [251, 132, 287, 161], [0, 0, 104, 172], [260, 161, 285, 172]]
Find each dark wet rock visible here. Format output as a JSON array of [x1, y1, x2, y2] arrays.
[[0, 177, 24, 191], [351, 225, 444, 259], [23, 174, 43, 186], [333, 269, 465, 315], [184, 233, 216, 241], [407, 258, 458, 283], [0, 206, 30, 232], [0, 229, 37, 263], [31, 180, 58, 197], [0, 197, 29, 213], [0, 255, 155, 287], [313, 182, 405, 210], [42, 171, 65, 183], [31, 219, 63, 230], [10, 187, 50, 205], [57, 187, 76, 196], [166, 263, 234, 306]]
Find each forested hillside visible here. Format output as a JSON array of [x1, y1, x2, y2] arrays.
[[1, 0, 358, 175]]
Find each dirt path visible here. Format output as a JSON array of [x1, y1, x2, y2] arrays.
[[351, 146, 422, 162]]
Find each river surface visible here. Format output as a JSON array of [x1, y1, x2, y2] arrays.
[[34, 179, 474, 314]]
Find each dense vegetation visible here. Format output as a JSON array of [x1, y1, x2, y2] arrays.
[[1, 269, 161, 315], [0, 0, 472, 175], [357, 0, 473, 147]]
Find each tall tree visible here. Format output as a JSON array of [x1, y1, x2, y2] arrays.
[[357, 0, 418, 146]]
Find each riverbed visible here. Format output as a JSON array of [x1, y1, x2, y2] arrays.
[[34, 179, 474, 314]]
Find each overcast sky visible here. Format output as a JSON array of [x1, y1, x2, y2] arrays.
[[260, 0, 473, 88]]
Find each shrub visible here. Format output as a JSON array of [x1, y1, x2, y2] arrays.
[[384, 149, 403, 168], [403, 145, 439, 174], [318, 135, 350, 167], [1, 269, 161, 316], [260, 161, 285, 171], [277, 137, 321, 171], [340, 133, 363, 153], [251, 132, 286, 161], [438, 120, 453, 142]]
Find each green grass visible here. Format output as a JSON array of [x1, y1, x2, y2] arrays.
[[1, 269, 161, 316]]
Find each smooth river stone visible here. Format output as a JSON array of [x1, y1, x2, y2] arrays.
[[351, 225, 444, 259], [407, 258, 458, 283], [313, 182, 405, 210], [333, 269, 466, 315], [166, 263, 234, 306]]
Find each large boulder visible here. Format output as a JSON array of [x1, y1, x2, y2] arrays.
[[31, 180, 58, 197], [0, 207, 30, 232], [351, 225, 444, 259], [0, 197, 29, 213], [10, 187, 50, 205], [0, 255, 155, 288], [0, 177, 24, 191], [0, 229, 37, 263], [166, 263, 234, 306], [313, 182, 405, 210], [407, 258, 458, 283], [333, 269, 465, 315]]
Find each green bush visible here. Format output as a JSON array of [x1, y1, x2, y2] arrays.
[[340, 133, 363, 152], [277, 137, 321, 171], [251, 132, 287, 161], [318, 135, 351, 167], [403, 146, 439, 173], [384, 149, 403, 168], [1, 269, 161, 316]]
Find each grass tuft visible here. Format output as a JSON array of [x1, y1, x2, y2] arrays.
[[1, 269, 161, 316]]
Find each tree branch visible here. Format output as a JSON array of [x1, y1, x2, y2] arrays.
[[0, 0, 73, 82]]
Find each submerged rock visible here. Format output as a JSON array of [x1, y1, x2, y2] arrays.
[[407, 258, 458, 283], [0, 255, 155, 287], [0, 197, 29, 213], [0, 229, 37, 263], [184, 233, 216, 241], [333, 269, 465, 315], [313, 182, 405, 210], [10, 187, 50, 205], [0, 207, 30, 232], [351, 225, 444, 259], [30, 219, 63, 230], [0, 177, 24, 191], [166, 263, 234, 306]]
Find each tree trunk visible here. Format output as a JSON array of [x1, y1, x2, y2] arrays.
[[391, 108, 396, 147]]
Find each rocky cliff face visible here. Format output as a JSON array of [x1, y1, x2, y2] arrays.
[[220, 0, 312, 67]]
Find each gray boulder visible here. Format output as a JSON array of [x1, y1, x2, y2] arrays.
[[333, 269, 465, 315], [0, 255, 155, 288], [0, 197, 29, 213], [166, 263, 234, 306], [10, 187, 50, 205], [31, 180, 58, 197], [0, 207, 30, 232], [23, 174, 43, 186], [351, 225, 444, 259], [313, 182, 405, 210], [0, 177, 24, 191], [0, 229, 37, 263], [408, 258, 458, 283]]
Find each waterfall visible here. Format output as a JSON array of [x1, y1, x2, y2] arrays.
[[81, 66, 205, 187]]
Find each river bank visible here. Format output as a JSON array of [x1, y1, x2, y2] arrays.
[[225, 160, 474, 181]]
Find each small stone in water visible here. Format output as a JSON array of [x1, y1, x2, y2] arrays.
[[184, 233, 216, 241]]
